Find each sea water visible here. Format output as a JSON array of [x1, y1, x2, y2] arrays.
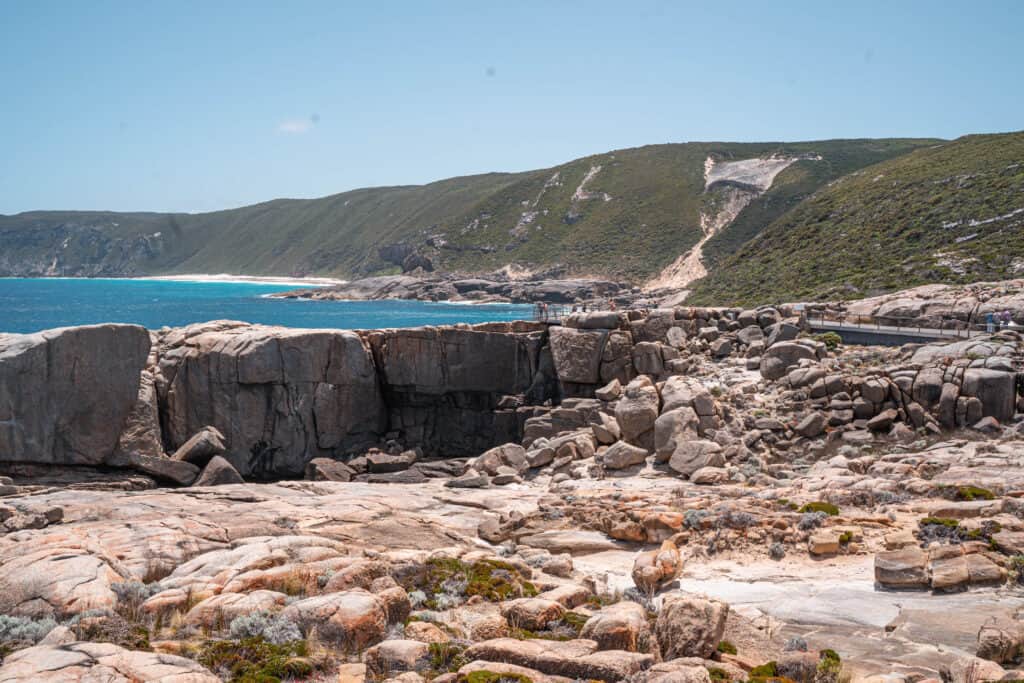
[[0, 278, 535, 334]]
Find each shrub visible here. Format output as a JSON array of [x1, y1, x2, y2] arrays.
[[412, 557, 538, 609], [71, 612, 150, 650], [784, 636, 808, 652], [707, 667, 730, 682], [462, 671, 534, 683], [684, 509, 709, 530], [749, 661, 778, 677], [717, 640, 737, 655], [918, 517, 967, 545], [813, 332, 842, 350], [817, 648, 842, 682], [1010, 555, 1024, 585], [717, 509, 757, 530], [112, 580, 157, 621], [798, 502, 839, 516], [769, 542, 786, 560], [228, 612, 302, 645], [919, 517, 959, 528], [0, 615, 56, 645], [798, 512, 829, 531], [429, 641, 468, 673], [196, 637, 314, 682], [955, 486, 996, 501]]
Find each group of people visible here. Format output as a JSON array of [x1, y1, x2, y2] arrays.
[[985, 309, 1015, 333]]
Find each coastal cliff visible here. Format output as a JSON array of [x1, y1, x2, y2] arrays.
[[1, 320, 555, 479], [3, 291, 1023, 482]]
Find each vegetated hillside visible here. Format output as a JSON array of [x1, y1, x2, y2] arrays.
[[687, 131, 1024, 306], [0, 138, 936, 281]]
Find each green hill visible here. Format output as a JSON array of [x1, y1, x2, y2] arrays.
[[687, 131, 1024, 306], [0, 138, 935, 282]]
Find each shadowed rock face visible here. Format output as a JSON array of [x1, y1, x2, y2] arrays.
[[0, 324, 150, 465], [364, 325, 547, 456], [2, 320, 553, 478], [149, 320, 551, 476], [156, 322, 385, 477]]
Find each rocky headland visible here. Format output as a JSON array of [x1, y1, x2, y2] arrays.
[[4, 283, 1024, 681]]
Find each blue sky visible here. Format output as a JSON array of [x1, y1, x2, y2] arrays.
[[1, 1, 1021, 215]]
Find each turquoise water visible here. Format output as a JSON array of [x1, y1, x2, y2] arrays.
[[0, 278, 534, 334]]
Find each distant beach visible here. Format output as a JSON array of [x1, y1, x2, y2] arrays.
[[139, 273, 346, 287]]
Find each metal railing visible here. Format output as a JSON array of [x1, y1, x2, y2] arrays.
[[531, 303, 574, 322], [807, 310, 1007, 339]]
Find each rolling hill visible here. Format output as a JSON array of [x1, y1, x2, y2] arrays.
[[686, 131, 1024, 306], [0, 138, 936, 283]]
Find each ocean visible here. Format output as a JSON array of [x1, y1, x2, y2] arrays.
[[0, 278, 535, 334]]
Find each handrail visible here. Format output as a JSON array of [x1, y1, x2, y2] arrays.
[[807, 310, 1003, 338], [531, 303, 574, 322]]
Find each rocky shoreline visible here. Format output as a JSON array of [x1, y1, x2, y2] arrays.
[[4, 284, 1024, 680], [272, 273, 636, 306]]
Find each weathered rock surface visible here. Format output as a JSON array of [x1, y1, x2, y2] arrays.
[[157, 322, 385, 477], [632, 540, 682, 593], [654, 594, 729, 659], [0, 324, 150, 465], [0, 641, 220, 681], [580, 601, 652, 652], [281, 589, 387, 648]]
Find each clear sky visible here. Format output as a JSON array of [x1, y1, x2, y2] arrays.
[[2, 0, 1021, 215]]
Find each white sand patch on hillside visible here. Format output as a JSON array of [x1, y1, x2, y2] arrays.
[[705, 154, 815, 191], [646, 154, 819, 292]]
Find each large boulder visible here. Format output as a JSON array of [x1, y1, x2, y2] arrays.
[[962, 368, 1016, 423], [874, 548, 929, 588], [501, 598, 565, 631], [184, 590, 286, 628], [654, 594, 729, 659], [0, 324, 150, 465], [305, 457, 355, 481], [632, 342, 665, 376], [632, 540, 682, 594], [281, 589, 387, 649], [760, 342, 818, 381], [626, 660, 713, 683], [667, 440, 724, 478], [654, 408, 699, 463], [363, 639, 431, 676], [600, 330, 636, 385], [170, 426, 226, 465], [549, 326, 608, 385], [581, 601, 652, 652], [599, 441, 649, 470], [114, 367, 164, 460], [472, 443, 529, 475], [193, 455, 245, 486], [765, 321, 800, 347], [659, 376, 705, 414], [616, 378, 660, 447], [565, 311, 625, 330], [128, 452, 199, 486], [463, 638, 653, 682]]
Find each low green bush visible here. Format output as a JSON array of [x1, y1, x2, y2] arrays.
[[196, 637, 315, 683], [798, 502, 839, 516]]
